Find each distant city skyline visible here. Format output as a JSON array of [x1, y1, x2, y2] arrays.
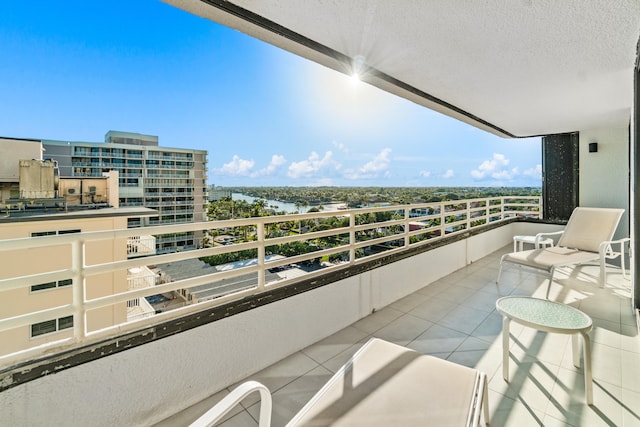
[[0, 0, 542, 187]]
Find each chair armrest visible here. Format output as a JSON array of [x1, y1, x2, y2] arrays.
[[534, 230, 563, 246], [599, 237, 630, 258], [608, 237, 631, 245], [536, 230, 564, 238], [190, 381, 272, 427]]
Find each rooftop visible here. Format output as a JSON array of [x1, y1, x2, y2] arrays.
[[0, 206, 157, 223]]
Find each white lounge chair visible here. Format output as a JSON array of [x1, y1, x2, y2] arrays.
[[497, 207, 627, 298], [190, 338, 489, 427]]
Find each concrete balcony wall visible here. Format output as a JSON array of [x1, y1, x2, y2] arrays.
[[0, 221, 562, 426]]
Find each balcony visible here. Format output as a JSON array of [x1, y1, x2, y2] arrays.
[[156, 249, 637, 426], [126, 295, 156, 322], [126, 266, 157, 321], [1, 196, 636, 425], [2, 1, 632, 424], [146, 173, 191, 179], [127, 235, 157, 257]]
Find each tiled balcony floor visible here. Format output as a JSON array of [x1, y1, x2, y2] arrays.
[[156, 245, 640, 426]]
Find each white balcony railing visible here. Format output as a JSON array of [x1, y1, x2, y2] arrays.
[[127, 235, 157, 257], [127, 266, 157, 289], [0, 196, 540, 367], [126, 296, 156, 322]]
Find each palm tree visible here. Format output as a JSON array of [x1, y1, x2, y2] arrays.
[[251, 199, 267, 217]]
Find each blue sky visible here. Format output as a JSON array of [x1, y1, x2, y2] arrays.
[[0, 0, 542, 187]]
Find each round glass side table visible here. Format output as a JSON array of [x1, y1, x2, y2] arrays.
[[496, 296, 593, 405]]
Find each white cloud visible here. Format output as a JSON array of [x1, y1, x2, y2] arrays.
[[344, 148, 392, 180], [419, 170, 431, 178], [523, 164, 542, 179], [270, 154, 286, 167], [361, 148, 391, 173], [471, 153, 514, 180], [215, 155, 255, 176], [492, 169, 515, 180], [252, 154, 286, 177], [288, 151, 337, 179], [332, 140, 349, 154], [442, 169, 454, 179], [489, 167, 519, 180], [492, 170, 509, 179]]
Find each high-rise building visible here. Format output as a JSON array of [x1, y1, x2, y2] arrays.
[[0, 137, 157, 355], [43, 131, 208, 253]]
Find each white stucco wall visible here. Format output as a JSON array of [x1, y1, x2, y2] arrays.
[[579, 126, 630, 240], [0, 222, 560, 426]]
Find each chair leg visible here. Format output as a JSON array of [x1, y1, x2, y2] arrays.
[[482, 374, 490, 425], [599, 257, 607, 288], [496, 256, 507, 285], [621, 245, 628, 279], [545, 267, 556, 299]]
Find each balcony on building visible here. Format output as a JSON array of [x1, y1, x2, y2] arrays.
[[127, 235, 157, 258]]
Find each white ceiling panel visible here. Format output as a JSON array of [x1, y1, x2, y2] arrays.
[[165, 0, 640, 137]]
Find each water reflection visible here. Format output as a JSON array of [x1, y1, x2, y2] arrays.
[[231, 193, 344, 213]]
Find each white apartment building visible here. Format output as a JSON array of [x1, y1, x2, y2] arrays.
[[43, 131, 208, 253]]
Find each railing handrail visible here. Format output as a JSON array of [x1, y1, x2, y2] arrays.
[[0, 196, 541, 366]]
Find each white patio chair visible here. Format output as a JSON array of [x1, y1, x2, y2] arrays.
[[497, 207, 627, 298], [190, 338, 489, 427]]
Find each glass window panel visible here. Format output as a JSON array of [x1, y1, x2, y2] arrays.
[[58, 279, 73, 287], [31, 231, 56, 237], [58, 316, 74, 331], [31, 319, 56, 337], [31, 282, 57, 292], [58, 229, 81, 234]]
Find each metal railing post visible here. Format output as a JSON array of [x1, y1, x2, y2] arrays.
[[539, 197, 543, 219], [404, 207, 410, 247], [349, 214, 355, 263], [485, 200, 490, 224], [257, 221, 265, 291], [440, 201, 445, 237], [71, 239, 86, 342]]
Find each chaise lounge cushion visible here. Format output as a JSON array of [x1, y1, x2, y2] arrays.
[[556, 207, 624, 252], [289, 338, 484, 426], [501, 247, 600, 272]]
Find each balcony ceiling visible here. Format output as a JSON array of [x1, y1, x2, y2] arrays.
[[165, 0, 640, 138]]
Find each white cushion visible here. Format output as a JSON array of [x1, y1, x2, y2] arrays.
[[557, 207, 623, 252]]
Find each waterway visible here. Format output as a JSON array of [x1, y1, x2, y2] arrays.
[[231, 193, 345, 213]]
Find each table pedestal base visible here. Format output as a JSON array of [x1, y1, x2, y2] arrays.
[[501, 317, 593, 405]]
